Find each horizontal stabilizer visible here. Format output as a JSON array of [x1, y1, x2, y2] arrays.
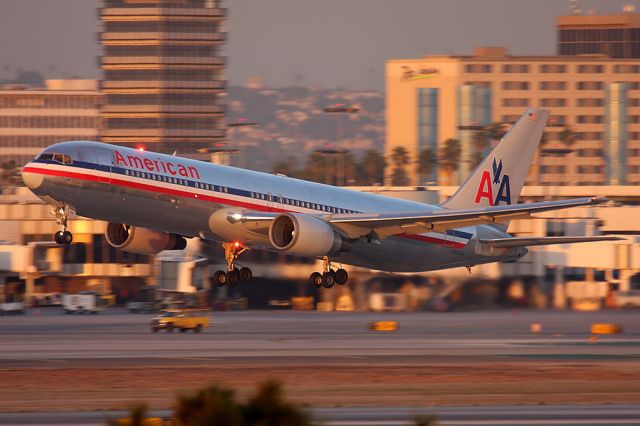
[[479, 235, 625, 248]]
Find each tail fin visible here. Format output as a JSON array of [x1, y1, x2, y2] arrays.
[[442, 107, 549, 209]]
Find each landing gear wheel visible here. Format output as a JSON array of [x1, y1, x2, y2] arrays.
[[335, 268, 348, 285], [54, 231, 64, 245], [239, 267, 252, 283], [310, 272, 323, 288], [226, 269, 239, 286], [62, 230, 72, 244], [214, 270, 227, 287], [322, 271, 336, 289]]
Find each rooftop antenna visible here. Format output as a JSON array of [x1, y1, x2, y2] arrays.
[[569, 0, 582, 15]]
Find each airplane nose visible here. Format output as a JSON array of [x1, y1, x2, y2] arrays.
[[21, 165, 44, 190]]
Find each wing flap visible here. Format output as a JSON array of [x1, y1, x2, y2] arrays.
[[479, 235, 624, 248], [330, 197, 608, 239]]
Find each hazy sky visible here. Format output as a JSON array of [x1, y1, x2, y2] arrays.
[[0, 0, 635, 90]]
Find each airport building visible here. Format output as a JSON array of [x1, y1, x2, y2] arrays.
[[99, 0, 227, 157], [0, 80, 100, 166], [0, 184, 638, 312], [386, 47, 640, 186], [558, 7, 640, 58]]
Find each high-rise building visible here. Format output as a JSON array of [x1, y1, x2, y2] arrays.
[[557, 9, 640, 58], [99, 0, 226, 157], [0, 80, 100, 166], [386, 47, 640, 186]]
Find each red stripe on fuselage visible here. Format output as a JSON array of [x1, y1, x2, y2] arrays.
[[23, 165, 467, 249]]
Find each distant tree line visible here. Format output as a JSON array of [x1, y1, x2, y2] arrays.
[[273, 122, 577, 187]]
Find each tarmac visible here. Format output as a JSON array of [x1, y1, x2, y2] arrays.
[[1, 308, 640, 424], [2, 308, 640, 365]]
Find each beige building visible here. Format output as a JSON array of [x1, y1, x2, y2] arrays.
[[386, 47, 640, 186], [0, 80, 100, 166], [558, 10, 640, 58]]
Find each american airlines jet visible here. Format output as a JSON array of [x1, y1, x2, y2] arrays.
[[21, 108, 619, 288]]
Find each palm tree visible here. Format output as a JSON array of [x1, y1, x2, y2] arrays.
[[358, 149, 386, 185], [440, 138, 461, 185], [559, 126, 577, 185], [416, 147, 437, 185], [390, 146, 410, 186], [470, 131, 489, 169]]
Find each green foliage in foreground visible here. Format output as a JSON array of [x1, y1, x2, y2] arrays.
[[110, 379, 439, 426]]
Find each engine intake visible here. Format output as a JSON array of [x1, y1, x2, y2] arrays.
[[269, 213, 344, 257], [105, 223, 186, 255]]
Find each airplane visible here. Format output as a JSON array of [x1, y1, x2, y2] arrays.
[[21, 107, 621, 288]]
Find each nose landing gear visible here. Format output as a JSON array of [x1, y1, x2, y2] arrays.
[[310, 256, 348, 289], [52, 206, 73, 245], [214, 242, 253, 287]]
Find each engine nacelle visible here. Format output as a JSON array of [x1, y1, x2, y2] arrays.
[[105, 222, 187, 255], [269, 213, 344, 257]]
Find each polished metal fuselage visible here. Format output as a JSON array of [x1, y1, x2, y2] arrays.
[[23, 141, 523, 272]]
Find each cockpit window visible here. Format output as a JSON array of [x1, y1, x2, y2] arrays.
[[39, 152, 72, 165], [37, 153, 54, 161]]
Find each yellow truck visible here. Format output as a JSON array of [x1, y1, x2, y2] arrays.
[[150, 308, 210, 333]]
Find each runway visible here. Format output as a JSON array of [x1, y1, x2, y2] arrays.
[[1, 309, 640, 416], [2, 405, 640, 426], [2, 309, 640, 365]]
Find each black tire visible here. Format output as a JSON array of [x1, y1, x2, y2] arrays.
[[310, 272, 323, 288], [152, 327, 159, 333], [195, 324, 202, 333], [322, 271, 336, 289], [227, 270, 239, 286], [166, 324, 174, 333], [335, 268, 348, 285], [62, 230, 73, 245], [214, 270, 227, 287], [54, 231, 64, 245], [180, 328, 187, 333], [239, 267, 252, 282]]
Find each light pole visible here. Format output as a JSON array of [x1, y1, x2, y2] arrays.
[[323, 104, 359, 186], [313, 147, 349, 186], [228, 119, 259, 168]]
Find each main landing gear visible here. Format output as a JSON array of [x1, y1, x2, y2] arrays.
[[309, 256, 348, 289], [52, 206, 73, 245], [214, 242, 253, 287]]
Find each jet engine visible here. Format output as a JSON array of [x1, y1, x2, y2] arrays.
[[105, 222, 187, 255], [269, 213, 345, 257]]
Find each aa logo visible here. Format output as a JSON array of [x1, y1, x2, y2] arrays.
[[474, 158, 511, 206]]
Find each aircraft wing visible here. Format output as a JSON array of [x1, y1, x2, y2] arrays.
[[329, 196, 608, 239], [478, 235, 624, 248]]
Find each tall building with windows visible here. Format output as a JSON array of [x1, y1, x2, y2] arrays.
[[558, 9, 640, 58], [386, 47, 640, 186], [0, 80, 100, 166], [99, 0, 226, 156]]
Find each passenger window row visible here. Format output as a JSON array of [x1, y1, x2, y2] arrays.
[[121, 167, 355, 214], [248, 191, 354, 214]]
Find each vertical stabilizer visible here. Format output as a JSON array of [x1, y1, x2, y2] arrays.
[[442, 107, 549, 210]]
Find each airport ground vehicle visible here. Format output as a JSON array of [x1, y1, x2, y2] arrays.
[[150, 308, 209, 333], [0, 302, 25, 315], [614, 290, 640, 309], [62, 293, 107, 314]]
